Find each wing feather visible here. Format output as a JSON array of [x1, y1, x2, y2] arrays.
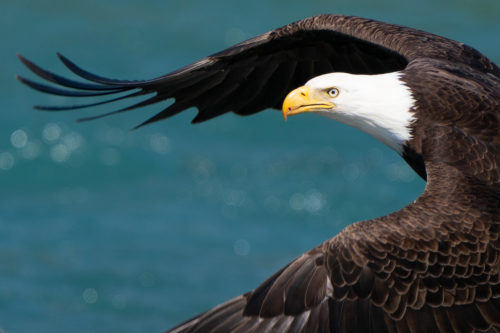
[[18, 15, 499, 127], [165, 177, 500, 332], [16, 15, 414, 126], [16, 75, 123, 97], [17, 54, 121, 91]]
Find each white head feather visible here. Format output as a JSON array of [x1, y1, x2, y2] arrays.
[[305, 72, 416, 153]]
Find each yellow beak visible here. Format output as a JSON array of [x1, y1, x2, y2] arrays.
[[282, 86, 335, 121]]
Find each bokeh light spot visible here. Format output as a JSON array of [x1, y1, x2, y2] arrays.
[[0, 152, 15, 170], [234, 239, 250, 256], [10, 129, 28, 148], [289, 190, 326, 214], [303, 189, 326, 214], [43, 123, 62, 143], [150, 133, 170, 154], [82, 288, 98, 304], [50, 144, 70, 163], [62, 132, 84, 151]]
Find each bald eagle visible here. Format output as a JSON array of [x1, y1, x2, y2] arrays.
[[18, 15, 500, 333]]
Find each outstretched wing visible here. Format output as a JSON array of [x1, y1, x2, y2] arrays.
[[166, 175, 500, 333], [17, 15, 498, 128], [165, 143, 500, 333]]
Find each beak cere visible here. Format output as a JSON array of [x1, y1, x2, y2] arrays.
[[282, 86, 334, 121]]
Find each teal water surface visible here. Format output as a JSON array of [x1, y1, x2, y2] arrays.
[[2, 1, 500, 332]]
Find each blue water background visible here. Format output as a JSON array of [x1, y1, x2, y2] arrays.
[[1, 0, 499, 332]]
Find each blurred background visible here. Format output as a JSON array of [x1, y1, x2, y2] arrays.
[[1, 0, 499, 332]]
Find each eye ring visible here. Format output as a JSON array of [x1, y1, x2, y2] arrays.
[[327, 88, 339, 98]]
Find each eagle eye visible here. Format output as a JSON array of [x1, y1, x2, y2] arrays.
[[327, 88, 339, 98]]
